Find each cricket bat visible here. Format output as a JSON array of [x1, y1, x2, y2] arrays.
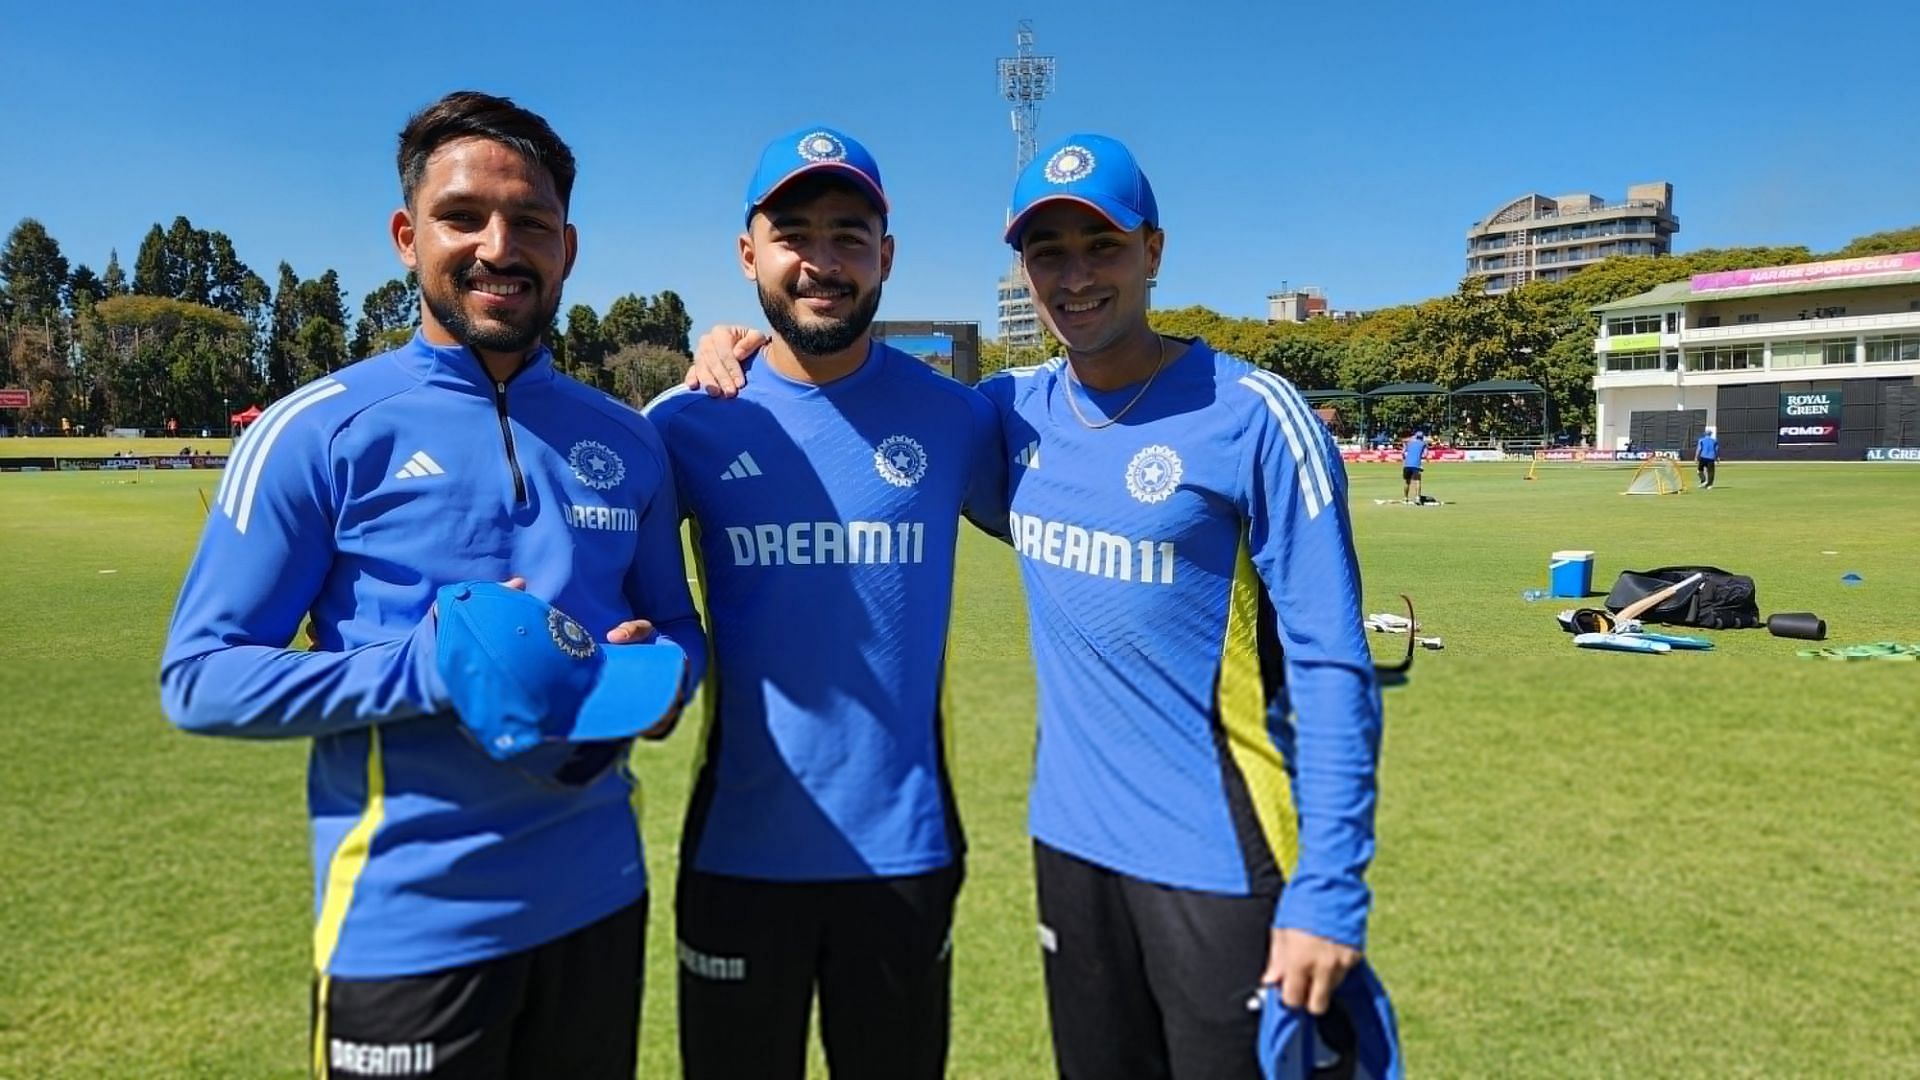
[[1611, 571, 1705, 627]]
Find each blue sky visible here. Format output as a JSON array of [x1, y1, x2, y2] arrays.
[[4, 1, 1916, 338]]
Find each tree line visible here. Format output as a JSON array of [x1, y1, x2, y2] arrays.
[[0, 216, 695, 434], [4, 214, 1917, 439]]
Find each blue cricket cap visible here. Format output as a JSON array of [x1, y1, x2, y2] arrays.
[[434, 581, 688, 761], [744, 125, 888, 225], [1258, 961, 1404, 1080], [1005, 133, 1159, 248]]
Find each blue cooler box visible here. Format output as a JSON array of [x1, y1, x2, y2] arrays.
[[1549, 550, 1596, 598]]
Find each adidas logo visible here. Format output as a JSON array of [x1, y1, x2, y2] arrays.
[[1015, 441, 1041, 469], [394, 451, 445, 480], [720, 452, 764, 480]]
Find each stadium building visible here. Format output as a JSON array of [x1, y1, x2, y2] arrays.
[[1467, 183, 1677, 293], [1590, 252, 1920, 460], [997, 270, 1041, 348]]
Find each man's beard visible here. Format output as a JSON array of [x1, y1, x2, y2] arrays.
[[423, 263, 559, 356], [758, 277, 881, 357]]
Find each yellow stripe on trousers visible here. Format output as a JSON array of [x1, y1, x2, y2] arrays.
[[310, 728, 386, 1077]]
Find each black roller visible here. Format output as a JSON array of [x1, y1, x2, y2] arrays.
[[1767, 612, 1827, 641]]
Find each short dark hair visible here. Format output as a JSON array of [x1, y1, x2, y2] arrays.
[[756, 173, 888, 230], [397, 91, 577, 211]]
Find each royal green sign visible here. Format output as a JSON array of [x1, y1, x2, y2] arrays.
[[1778, 390, 1840, 445]]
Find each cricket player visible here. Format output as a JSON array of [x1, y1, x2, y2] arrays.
[[980, 133, 1383, 1079], [643, 125, 1003, 1079], [160, 91, 705, 1078]]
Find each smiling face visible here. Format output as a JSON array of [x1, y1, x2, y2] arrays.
[[741, 176, 892, 358], [1017, 202, 1163, 358], [391, 136, 576, 371]]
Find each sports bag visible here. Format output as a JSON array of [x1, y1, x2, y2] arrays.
[[1604, 565, 1761, 630]]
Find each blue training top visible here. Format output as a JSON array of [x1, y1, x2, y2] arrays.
[[979, 340, 1382, 948], [161, 333, 707, 979], [1697, 433, 1718, 459], [1403, 435, 1426, 470], [645, 341, 1003, 880]]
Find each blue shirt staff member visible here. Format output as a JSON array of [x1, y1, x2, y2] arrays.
[[160, 91, 705, 1079], [1696, 426, 1718, 489], [1401, 429, 1427, 503]]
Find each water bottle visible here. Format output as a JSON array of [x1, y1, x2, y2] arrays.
[[1522, 588, 1550, 602]]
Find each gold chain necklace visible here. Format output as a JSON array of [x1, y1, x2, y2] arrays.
[[1063, 337, 1173, 430]]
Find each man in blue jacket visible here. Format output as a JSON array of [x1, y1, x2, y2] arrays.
[[160, 91, 705, 1079]]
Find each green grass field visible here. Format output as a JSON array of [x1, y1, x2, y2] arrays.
[[2, 456, 1917, 1077]]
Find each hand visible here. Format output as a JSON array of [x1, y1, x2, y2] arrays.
[[1261, 928, 1361, 1016], [683, 325, 767, 397], [605, 617, 654, 644]]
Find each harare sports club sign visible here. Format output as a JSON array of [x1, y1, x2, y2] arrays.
[[1778, 391, 1840, 445]]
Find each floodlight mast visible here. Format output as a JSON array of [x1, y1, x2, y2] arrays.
[[997, 21, 1055, 356]]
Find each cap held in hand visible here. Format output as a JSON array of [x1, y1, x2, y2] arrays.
[[435, 581, 688, 760]]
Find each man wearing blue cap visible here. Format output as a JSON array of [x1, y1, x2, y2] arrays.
[[983, 133, 1383, 1079], [643, 126, 1002, 1079], [160, 91, 705, 1078]]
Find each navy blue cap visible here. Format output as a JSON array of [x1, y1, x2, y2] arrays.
[[744, 125, 888, 225], [1005, 133, 1159, 248], [1258, 961, 1403, 1080], [434, 581, 688, 761]]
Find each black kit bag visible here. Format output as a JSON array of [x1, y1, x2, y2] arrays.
[[1604, 565, 1761, 630]]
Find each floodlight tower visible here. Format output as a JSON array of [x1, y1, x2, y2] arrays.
[[999, 20, 1055, 177], [996, 21, 1055, 351]]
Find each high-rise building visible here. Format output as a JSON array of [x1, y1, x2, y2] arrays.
[[1467, 182, 1677, 293], [997, 270, 1041, 347]]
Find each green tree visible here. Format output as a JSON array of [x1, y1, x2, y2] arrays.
[[603, 343, 690, 407], [132, 223, 172, 297], [562, 304, 607, 387], [601, 293, 652, 350], [292, 316, 347, 384], [648, 290, 693, 353], [1824, 226, 1920, 259], [100, 249, 129, 297], [1, 218, 71, 321], [65, 264, 103, 312], [351, 276, 418, 359]]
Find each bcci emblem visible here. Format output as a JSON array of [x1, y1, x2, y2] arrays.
[[1125, 444, 1183, 504], [874, 435, 929, 488], [568, 440, 625, 491], [1044, 145, 1096, 185], [798, 131, 847, 163], [547, 609, 596, 660]]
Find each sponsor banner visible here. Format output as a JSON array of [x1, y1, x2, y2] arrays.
[[1338, 447, 1468, 463], [1692, 252, 1920, 292], [0, 388, 30, 409], [1464, 449, 1507, 462], [1532, 449, 1678, 462], [0, 457, 57, 472], [1865, 447, 1920, 462], [1605, 332, 1660, 351], [1778, 390, 1840, 445]]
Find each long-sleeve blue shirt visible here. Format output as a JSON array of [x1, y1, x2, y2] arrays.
[[160, 333, 705, 978], [979, 341, 1382, 949]]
